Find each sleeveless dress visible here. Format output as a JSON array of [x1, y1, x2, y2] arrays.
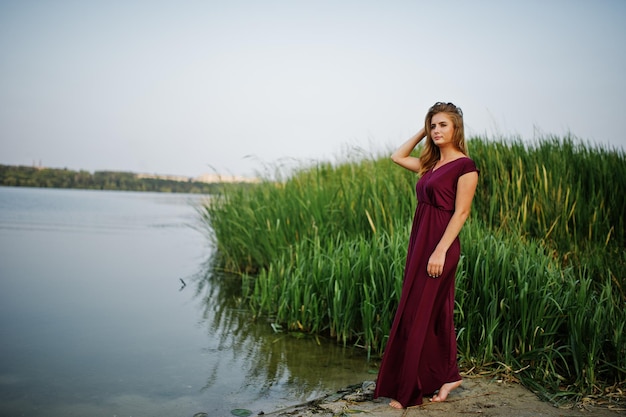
[[374, 157, 478, 407]]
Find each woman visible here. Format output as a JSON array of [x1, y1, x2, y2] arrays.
[[373, 102, 479, 409]]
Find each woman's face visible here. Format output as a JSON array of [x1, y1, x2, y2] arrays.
[[430, 112, 455, 147]]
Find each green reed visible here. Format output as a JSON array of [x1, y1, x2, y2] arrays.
[[470, 137, 625, 278], [200, 154, 416, 273], [242, 230, 407, 357], [200, 136, 626, 401], [456, 222, 625, 399]]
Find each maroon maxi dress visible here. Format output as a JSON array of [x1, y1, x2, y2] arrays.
[[374, 157, 478, 407]]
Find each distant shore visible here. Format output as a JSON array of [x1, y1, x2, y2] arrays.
[[137, 171, 259, 184], [0, 164, 258, 193]]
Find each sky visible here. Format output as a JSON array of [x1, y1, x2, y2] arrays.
[[1, 0, 625, 178]]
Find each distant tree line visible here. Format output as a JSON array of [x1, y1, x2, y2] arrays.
[[0, 165, 229, 194]]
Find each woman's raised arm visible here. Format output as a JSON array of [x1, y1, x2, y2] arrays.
[[391, 127, 426, 173]]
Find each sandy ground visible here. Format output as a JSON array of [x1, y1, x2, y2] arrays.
[[263, 377, 625, 417]]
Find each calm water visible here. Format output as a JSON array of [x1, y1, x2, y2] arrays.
[[0, 187, 372, 417]]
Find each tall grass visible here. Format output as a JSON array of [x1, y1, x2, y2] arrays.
[[199, 136, 626, 401], [241, 231, 406, 359], [471, 137, 625, 287], [203, 155, 415, 273], [457, 223, 625, 399]]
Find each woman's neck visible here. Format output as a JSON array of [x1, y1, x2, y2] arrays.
[[438, 145, 464, 161]]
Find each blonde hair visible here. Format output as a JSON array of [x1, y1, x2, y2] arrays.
[[418, 102, 468, 176]]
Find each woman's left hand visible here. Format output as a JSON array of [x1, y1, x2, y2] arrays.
[[427, 249, 446, 278]]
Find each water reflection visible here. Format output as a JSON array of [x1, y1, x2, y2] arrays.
[[0, 187, 373, 416], [188, 257, 373, 407]]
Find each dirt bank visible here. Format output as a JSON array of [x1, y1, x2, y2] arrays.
[[264, 376, 625, 417]]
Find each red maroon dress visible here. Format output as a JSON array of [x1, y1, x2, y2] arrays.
[[374, 157, 478, 407]]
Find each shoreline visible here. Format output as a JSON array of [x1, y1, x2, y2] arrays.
[[262, 376, 624, 417]]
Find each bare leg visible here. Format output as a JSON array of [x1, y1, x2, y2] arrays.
[[431, 379, 462, 402], [389, 399, 404, 409]]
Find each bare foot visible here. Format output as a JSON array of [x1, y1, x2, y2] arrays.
[[430, 379, 462, 402], [389, 399, 404, 409]]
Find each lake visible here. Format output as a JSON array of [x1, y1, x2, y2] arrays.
[[0, 187, 372, 417]]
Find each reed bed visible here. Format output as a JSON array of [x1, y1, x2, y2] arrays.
[[199, 136, 626, 401]]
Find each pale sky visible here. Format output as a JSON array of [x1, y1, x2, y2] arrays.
[[1, 0, 625, 178]]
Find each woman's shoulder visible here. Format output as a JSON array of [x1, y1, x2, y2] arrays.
[[457, 157, 479, 176]]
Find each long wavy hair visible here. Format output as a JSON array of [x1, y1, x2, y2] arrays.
[[418, 102, 467, 176]]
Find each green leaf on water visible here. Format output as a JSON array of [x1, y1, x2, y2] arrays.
[[231, 409, 252, 417]]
